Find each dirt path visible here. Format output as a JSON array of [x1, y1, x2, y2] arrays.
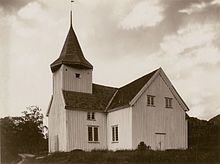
[[17, 154, 35, 164]]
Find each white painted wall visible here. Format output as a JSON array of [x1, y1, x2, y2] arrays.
[[53, 67, 62, 95], [49, 69, 67, 152], [49, 66, 187, 152], [62, 65, 92, 93], [132, 74, 187, 150], [66, 110, 107, 151], [107, 107, 132, 150], [49, 64, 94, 152]]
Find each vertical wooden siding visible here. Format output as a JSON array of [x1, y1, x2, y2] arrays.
[[48, 69, 67, 152], [132, 75, 187, 150], [53, 68, 62, 95], [107, 107, 132, 150], [62, 65, 92, 93], [49, 65, 93, 152], [66, 110, 107, 151]]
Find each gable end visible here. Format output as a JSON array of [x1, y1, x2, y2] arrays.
[[130, 68, 189, 112]]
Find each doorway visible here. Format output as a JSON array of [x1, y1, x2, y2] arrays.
[[155, 133, 166, 150], [54, 135, 59, 152]]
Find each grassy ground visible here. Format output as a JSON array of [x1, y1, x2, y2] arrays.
[[31, 148, 219, 164], [1, 153, 22, 164]]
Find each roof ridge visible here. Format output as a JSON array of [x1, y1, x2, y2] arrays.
[[119, 68, 159, 89], [107, 68, 159, 110], [63, 89, 92, 95], [92, 83, 118, 89], [62, 84, 117, 112], [105, 90, 119, 112]]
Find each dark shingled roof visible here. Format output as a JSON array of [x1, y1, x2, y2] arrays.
[[63, 84, 117, 111], [51, 25, 93, 72], [108, 69, 158, 110], [63, 69, 158, 112]]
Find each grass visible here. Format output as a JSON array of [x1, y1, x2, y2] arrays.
[[1, 154, 22, 164], [32, 148, 220, 164]]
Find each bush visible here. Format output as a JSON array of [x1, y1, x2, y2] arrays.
[[137, 141, 151, 151], [91, 149, 109, 153], [70, 149, 84, 152]]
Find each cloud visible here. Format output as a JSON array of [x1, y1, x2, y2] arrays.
[[160, 23, 217, 55], [185, 67, 220, 119], [144, 49, 220, 120], [211, 0, 220, 5], [160, 0, 219, 32], [1, 0, 220, 120], [0, 0, 36, 15], [119, 0, 164, 29], [17, 1, 46, 22], [144, 21, 220, 120], [179, 1, 208, 14], [178, 0, 220, 16]]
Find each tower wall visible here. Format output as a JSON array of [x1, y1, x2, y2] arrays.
[[53, 68, 63, 95], [49, 68, 67, 152], [62, 65, 92, 93]]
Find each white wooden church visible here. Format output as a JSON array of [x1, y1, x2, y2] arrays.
[[47, 13, 189, 152]]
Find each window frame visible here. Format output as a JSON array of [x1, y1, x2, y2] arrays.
[[88, 126, 99, 143], [112, 125, 119, 143], [147, 95, 155, 107], [91, 112, 95, 120], [87, 112, 95, 121], [75, 73, 81, 78], [165, 97, 173, 108], [88, 126, 93, 142]]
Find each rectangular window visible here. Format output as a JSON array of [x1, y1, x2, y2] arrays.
[[88, 126, 93, 141], [91, 112, 95, 120], [112, 126, 115, 141], [75, 73, 80, 78], [147, 95, 155, 106], [94, 127, 98, 141], [165, 97, 172, 108], [87, 112, 90, 120], [115, 126, 118, 141], [112, 125, 119, 142], [88, 126, 99, 142], [87, 112, 95, 120]]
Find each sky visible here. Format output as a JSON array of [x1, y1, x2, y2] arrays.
[[0, 0, 220, 121]]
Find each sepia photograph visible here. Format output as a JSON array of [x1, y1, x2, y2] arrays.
[[0, 0, 220, 163]]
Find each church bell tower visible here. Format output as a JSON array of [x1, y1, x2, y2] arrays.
[[50, 11, 93, 95]]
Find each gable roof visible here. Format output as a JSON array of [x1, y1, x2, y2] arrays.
[[63, 84, 117, 111], [129, 68, 189, 111], [50, 25, 93, 73], [48, 68, 189, 115], [108, 69, 158, 110], [158, 68, 190, 111], [61, 69, 158, 112]]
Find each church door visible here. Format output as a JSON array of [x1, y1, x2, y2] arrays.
[[155, 133, 166, 150], [54, 135, 59, 152]]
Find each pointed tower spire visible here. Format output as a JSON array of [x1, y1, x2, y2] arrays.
[[70, 10, 72, 27], [70, 0, 73, 27], [50, 0, 93, 72]]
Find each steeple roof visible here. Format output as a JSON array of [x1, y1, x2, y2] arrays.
[[50, 23, 93, 72]]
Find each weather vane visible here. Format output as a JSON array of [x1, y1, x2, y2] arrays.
[[71, 0, 74, 9], [71, 0, 74, 5]]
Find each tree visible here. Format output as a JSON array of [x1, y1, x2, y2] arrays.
[[17, 106, 47, 152], [188, 117, 220, 150], [0, 117, 20, 162], [0, 106, 48, 163]]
